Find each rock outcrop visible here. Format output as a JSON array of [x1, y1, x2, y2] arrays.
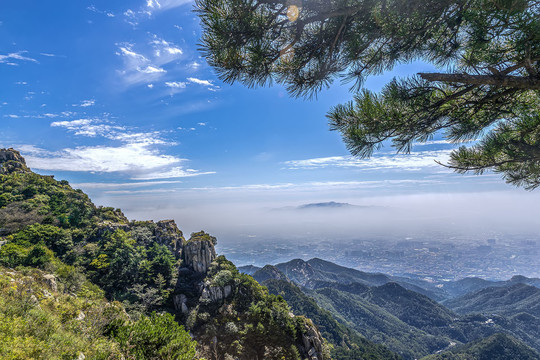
[[155, 220, 185, 259], [43, 274, 58, 292], [0, 148, 29, 174], [300, 318, 326, 360], [199, 281, 233, 303], [183, 232, 216, 274], [174, 294, 189, 314]]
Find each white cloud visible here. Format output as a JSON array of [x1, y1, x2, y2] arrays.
[[104, 189, 176, 194], [116, 36, 184, 87], [24, 119, 214, 178], [71, 180, 182, 189], [138, 65, 166, 73], [187, 77, 212, 86], [87, 5, 115, 17], [189, 61, 201, 70], [21, 144, 179, 173], [146, 0, 193, 12], [166, 47, 183, 55], [165, 81, 187, 88], [0, 51, 38, 65], [51, 118, 125, 138], [77, 99, 95, 107], [50, 118, 172, 146], [132, 167, 216, 180], [187, 77, 220, 91], [118, 45, 148, 61], [189, 179, 438, 192], [283, 150, 452, 171], [21, 144, 213, 178]]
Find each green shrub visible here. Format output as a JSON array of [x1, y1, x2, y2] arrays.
[[113, 312, 197, 360]]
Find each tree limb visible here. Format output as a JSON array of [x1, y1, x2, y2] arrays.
[[419, 72, 540, 89]]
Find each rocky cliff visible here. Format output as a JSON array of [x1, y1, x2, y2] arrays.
[[183, 233, 217, 273], [155, 219, 186, 259], [0, 148, 30, 174]]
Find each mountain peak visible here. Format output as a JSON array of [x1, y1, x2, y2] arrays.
[[298, 201, 353, 209], [0, 148, 29, 175]]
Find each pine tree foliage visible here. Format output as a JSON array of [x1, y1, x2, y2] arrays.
[[197, 0, 540, 188]]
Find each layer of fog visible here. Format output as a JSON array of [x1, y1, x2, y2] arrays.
[[93, 190, 540, 244]]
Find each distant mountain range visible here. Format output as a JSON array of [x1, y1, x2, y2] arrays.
[[240, 258, 540, 359], [272, 201, 386, 211], [298, 201, 357, 209]]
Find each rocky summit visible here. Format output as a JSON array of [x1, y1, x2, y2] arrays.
[[0, 148, 30, 175]]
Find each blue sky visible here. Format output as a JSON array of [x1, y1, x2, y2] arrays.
[[2, 0, 539, 239]]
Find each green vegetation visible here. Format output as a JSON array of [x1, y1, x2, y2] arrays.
[[178, 256, 332, 359], [422, 333, 540, 360], [197, 0, 540, 188], [263, 279, 401, 360], [0, 267, 197, 360], [310, 286, 451, 359], [445, 283, 540, 317], [110, 312, 197, 360], [261, 257, 540, 358], [0, 157, 197, 359]]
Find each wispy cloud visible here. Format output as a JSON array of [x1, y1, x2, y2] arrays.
[[40, 53, 60, 57], [283, 150, 452, 171], [165, 81, 186, 88], [115, 36, 184, 87], [116, 43, 163, 86], [51, 118, 125, 138], [132, 167, 216, 180], [0, 51, 39, 65], [87, 5, 115, 17], [72, 180, 182, 189], [19, 144, 179, 173], [187, 77, 220, 91], [18, 143, 213, 179], [139, 65, 166, 73], [74, 99, 95, 107], [50, 118, 173, 146], [151, 35, 183, 57], [16, 118, 215, 179], [146, 0, 193, 13], [189, 179, 439, 192]]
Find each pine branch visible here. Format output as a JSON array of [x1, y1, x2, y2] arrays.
[[418, 72, 540, 89]]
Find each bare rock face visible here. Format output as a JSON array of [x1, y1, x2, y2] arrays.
[[0, 148, 29, 174], [43, 274, 58, 292], [155, 220, 185, 259], [174, 294, 189, 314], [199, 281, 233, 303], [183, 232, 216, 274], [300, 318, 325, 360]]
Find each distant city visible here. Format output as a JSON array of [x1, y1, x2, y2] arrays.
[[217, 233, 540, 281]]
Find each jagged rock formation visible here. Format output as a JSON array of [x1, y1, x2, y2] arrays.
[[300, 319, 326, 360], [199, 280, 233, 303], [183, 232, 216, 273], [155, 219, 186, 259], [0, 148, 30, 174]]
